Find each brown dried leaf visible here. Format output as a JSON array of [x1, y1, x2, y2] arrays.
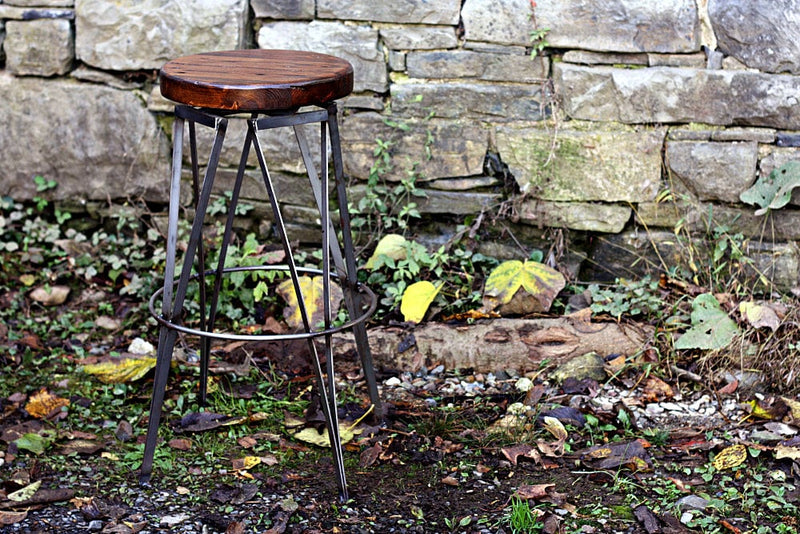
[[642, 376, 674, 402], [25, 389, 70, 419], [0, 511, 27, 526], [514, 483, 554, 500], [441, 476, 459, 487], [168, 438, 192, 451]]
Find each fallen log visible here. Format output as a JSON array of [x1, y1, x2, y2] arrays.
[[334, 314, 653, 373]]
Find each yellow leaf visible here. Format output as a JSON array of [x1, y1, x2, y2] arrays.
[[400, 281, 442, 323], [101, 452, 119, 461], [775, 445, 800, 460], [482, 260, 566, 314], [292, 405, 374, 447], [8, 480, 41, 502], [365, 234, 407, 270], [745, 399, 776, 420], [713, 444, 747, 470], [276, 276, 343, 331], [25, 389, 70, 418], [542, 416, 568, 442], [232, 456, 261, 470], [781, 396, 800, 419], [83, 357, 157, 383]]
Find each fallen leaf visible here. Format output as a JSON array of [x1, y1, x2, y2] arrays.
[[179, 412, 227, 432], [713, 444, 747, 470], [775, 444, 800, 460], [232, 456, 262, 471], [740, 160, 800, 215], [14, 432, 55, 455], [642, 376, 673, 402], [501, 444, 540, 465], [168, 438, 192, 451], [514, 483, 554, 500], [7, 480, 41, 502], [59, 439, 103, 455], [441, 476, 459, 486], [276, 276, 343, 331], [400, 281, 442, 324], [0, 511, 28, 526], [482, 259, 566, 314], [25, 389, 70, 419], [542, 416, 568, 442], [674, 293, 740, 350], [238, 436, 257, 449], [365, 234, 407, 269], [82, 357, 157, 384], [29, 285, 70, 306], [739, 301, 781, 331], [359, 443, 382, 468]]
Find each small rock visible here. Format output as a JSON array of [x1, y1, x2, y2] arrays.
[[383, 377, 402, 387], [30, 285, 70, 306], [676, 495, 709, 512], [551, 352, 606, 383], [88, 520, 103, 530], [95, 316, 121, 330], [160, 513, 191, 527], [128, 337, 155, 355]]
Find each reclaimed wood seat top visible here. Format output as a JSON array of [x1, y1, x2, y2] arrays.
[[159, 49, 353, 112]]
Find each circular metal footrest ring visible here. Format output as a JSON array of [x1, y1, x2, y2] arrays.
[[148, 265, 377, 342]]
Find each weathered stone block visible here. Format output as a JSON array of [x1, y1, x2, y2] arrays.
[[562, 50, 648, 66], [429, 177, 499, 191], [5, 0, 73, 5], [648, 53, 706, 68], [75, 0, 248, 71], [318, 0, 460, 25], [462, 0, 531, 46], [391, 81, 545, 121], [555, 64, 800, 130], [4, 19, 73, 76], [407, 50, 548, 82], [388, 51, 406, 72], [711, 128, 776, 143], [340, 112, 488, 181], [257, 21, 387, 93], [710, 0, 800, 74], [416, 190, 501, 215], [250, 0, 313, 19], [0, 73, 168, 202], [667, 141, 758, 203], [380, 26, 457, 50], [496, 122, 665, 202], [536, 0, 700, 53], [0, 5, 73, 18], [518, 200, 631, 233]]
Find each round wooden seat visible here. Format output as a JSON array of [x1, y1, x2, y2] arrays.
[[159, 49, 354, 112]]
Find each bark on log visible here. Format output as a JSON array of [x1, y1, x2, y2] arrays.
[[334, 315, 653, 373]]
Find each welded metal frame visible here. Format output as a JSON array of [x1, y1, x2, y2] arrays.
[[139, 103, 381, 501]]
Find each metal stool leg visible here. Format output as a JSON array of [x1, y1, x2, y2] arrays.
[[140, 110, 228, 482], [327, 104, 382, 419], [293, 116, 383, 421], [250, 118, 348, 501]]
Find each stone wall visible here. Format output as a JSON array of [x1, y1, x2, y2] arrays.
[[2, 0, 799, 288]]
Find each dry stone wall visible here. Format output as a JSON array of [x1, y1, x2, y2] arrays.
[[1, 0, 800, 288]]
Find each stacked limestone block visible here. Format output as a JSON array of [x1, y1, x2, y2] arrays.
[[1, 0, 800, 287]]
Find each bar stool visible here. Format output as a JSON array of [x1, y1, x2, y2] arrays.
[[139, 49, 382, 501]]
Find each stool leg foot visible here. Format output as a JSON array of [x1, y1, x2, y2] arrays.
[[140, 327, 177, 483]]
